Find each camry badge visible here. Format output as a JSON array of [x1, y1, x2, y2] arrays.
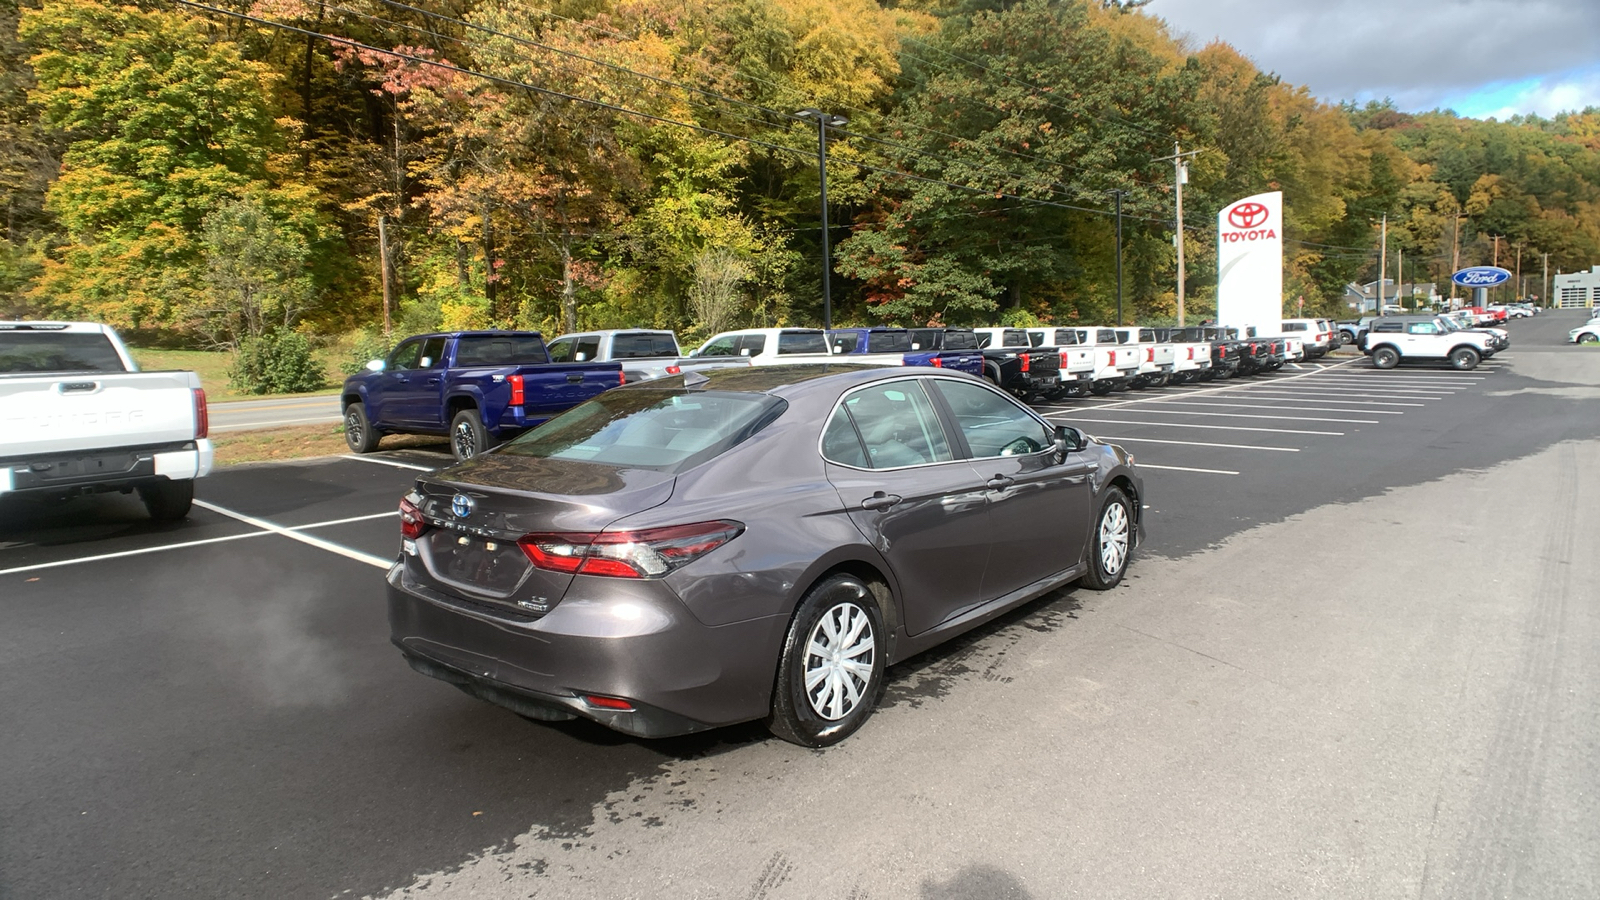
[[451, 493, 475, 518]]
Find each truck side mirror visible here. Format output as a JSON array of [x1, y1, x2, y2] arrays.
[[739, 348, 750, 356], [365, 359, 386, 372], [574, 352, 587, 362], [688, 349, 701, 357]]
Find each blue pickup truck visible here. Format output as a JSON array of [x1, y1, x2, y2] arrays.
[[341, 331, 623, 461], [825, 327, 985, 375]]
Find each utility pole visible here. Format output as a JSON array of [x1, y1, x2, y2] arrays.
[[796, 108, 847, 331], [1174, 144, 1187, 326], [378, 214, 393, 337], [1111, 190, 1126, 326], [1514, 242, 1523, 300], [1450, 203, 1462, 303], [1396, 244, 1404, 310], [1542, 252, 1550, 308], [1378, 214, 1388, 316]]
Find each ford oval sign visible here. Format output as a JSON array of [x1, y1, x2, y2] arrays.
[[1451, 266, 1512, 288]]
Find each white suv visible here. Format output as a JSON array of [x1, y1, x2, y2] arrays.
[[1363, 316, 1495, 370]]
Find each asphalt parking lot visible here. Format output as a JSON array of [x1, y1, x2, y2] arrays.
[[3, 311, 1597, 899]]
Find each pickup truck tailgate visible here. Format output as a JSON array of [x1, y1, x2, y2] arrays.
[[1, 372, 199, 459]]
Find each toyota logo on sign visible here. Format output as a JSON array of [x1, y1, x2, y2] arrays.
[[1227, 202, 1270, 229]]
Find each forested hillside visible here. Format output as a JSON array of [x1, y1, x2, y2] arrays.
[[2, 0, 1598, 353]]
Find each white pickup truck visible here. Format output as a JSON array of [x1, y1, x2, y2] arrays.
[[547, 329, 750, 382], [1114, 327, 1177, 388], [0, 322, 212, 520], [689, 328, 835, 366], [1055, 327, 1141, 394], [1022, 327, 1097, 394]]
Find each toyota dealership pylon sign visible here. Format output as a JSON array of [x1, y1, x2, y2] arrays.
[[1216, 191, 1283, 336]]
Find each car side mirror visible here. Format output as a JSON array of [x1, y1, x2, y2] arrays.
[[1054, 424, 1088, 454], [365, 359, 386, 372], [688, 349, 701, 357]]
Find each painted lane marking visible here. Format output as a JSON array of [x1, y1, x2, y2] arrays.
[[1046, 416, 1342, 436], [1062, 408, 1377, 424], [0, 511, 396, 577], [1136, 464, 1240, 475], [1212, 393, 1425, 407], [341, 454, 436, 472], [1029, 357, 1360, 414], [1130, 400, 1404, 416], [1220, 388, 1445, 401], [1091, 436, 1298, 452], [194, 500, 393, 569]]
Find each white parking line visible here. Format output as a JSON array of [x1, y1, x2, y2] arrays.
[[0, 510, 396, 577], [1137, 400, 1404, 415], [1033, 357, 1360, 414], [1137, 463, 1240, 475], [342, 454, 436, 472], [194, 501, 393, 569], [1048, 416, 1343, 436], [1224, 388, 1447, 401], [1091, 435, 1299, 452], [1217, 393, 1425, 407], [1081, 408, 1379, 424]]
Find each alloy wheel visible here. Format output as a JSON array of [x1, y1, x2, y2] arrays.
[[453, 420, 479, 459], [803, 602, 876, 721]]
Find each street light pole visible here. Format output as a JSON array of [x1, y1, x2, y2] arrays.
[[796, 108, 847, 331], [1111, 189, 1126, 327]]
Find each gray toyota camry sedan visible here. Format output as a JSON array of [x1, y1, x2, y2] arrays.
[[388, 365, 1143, 747]]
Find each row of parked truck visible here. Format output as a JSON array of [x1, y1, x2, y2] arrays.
[[337, 318, 1348, 462]]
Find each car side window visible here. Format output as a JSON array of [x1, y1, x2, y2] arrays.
[[546, 337, 576, 363], [1373, 321, 1403, 333], [389, 339, 423, 370], [834, 381, 953, 469], [419, 337, 447, 368], [574, 337, 601, 361], [1097, 329, 1117, 343], [1407, 322, 1439, 335], [1055, 329, 1078, 345], [931, 379, 1052, 459], [776, 332, 825, 354], [740, 334, 770, 356], [700, 335, 739, 357], [820, 405, 870, 468]]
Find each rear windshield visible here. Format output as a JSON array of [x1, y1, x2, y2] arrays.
[[454, 335, 549, 366], [609, 332, 679, 359], [499, 389, 787, 472], [941, 331, 980, 350], [866, 331, 912, 353], [0, 332, 128, 374]]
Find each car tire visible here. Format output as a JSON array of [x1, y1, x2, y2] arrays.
[[344, 402, 382, 453], [138, 479, 194, 522], [982, 363, 1003, 387], [767, 574, 887, 748], [1372, 346, 1400, 369], [450, 409, 494, 461], [1089, 381, 1113, 396], [1080, 486, 1133, 591], [1449, 346, 1481, 370], [1579, 333, 1598, 344]]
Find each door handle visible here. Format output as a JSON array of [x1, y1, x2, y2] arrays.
[[986, 475, 1014, 490], [860, 492, 902, 511], [395, 375, 409, 383], [425, 377, 441, 385], [566, 373, 584, 383]]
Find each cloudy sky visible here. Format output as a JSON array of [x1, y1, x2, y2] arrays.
[[1150, 0, 1600, 119]]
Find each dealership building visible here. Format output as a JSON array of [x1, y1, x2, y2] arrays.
[[1553, 266, 1600, 308]]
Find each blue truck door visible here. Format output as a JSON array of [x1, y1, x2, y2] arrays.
[[368, 338, 423, 426], [382, 336, 447, 427]]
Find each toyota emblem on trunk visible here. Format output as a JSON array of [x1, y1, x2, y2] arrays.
[[451, 493, 475, 518]]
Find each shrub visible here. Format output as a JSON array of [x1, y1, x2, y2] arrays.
[[339, 331, 393, 376], [229, 328, 326, 395]]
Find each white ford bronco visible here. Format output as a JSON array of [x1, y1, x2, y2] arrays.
[[1362, 315, 1496, 371]]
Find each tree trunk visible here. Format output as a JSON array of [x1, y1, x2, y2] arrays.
[[483, 201, 499, 319]]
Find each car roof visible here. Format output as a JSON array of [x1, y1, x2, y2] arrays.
[[615, 363, 979, 398]]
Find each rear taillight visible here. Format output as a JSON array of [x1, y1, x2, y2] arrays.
[[619, 371, 627, 386], [1020, 354, 1030, 373], [1059, 350, 1069, 366], [192, 388, 208, 439], [399, 497, 427, 540], [518, 520, 744, 579], [508, 374, 524, 407], [1219, 346, 1227, 357], [1187, 347, 1195, 360], [1146, 348, 1154, 362], [931, 356, 943, 367]]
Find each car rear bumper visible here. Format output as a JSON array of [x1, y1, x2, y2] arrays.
[[0, 440, 212, 495], [387, 566, 786, 738]]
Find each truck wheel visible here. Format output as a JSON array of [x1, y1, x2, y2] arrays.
[[1372, 346, 1400, 369], [1089, 382, 1113, 396], [1449, 346, 1481, 370], [138, 479, 194, 523], [450, 410, 494, 461], [982, 363, 1003, 387], [344, 403, 382, 453], [766, 573, 886, 748], [1079, 486, 1133, 591]]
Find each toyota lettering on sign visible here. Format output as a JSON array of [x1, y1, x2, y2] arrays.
[[1216, 191, 1284, 336]]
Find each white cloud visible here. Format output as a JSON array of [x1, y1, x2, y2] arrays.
[[1150, 0, 1600, 116]]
